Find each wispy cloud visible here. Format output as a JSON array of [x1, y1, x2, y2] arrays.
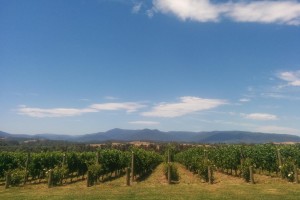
[[17, 97, 227, 118], [12, 92, 39, 97], [142, 96, 227, 118], [150, 0, 300, 25], [132, 2, 143, 13], [277, 70, 300, 86], [90, 102, 145, 113], [17, 105, 97, 118], [227, 1, 300, 25], [256, 125, 300, 134], [79, 98, 90, 102], [243, 113, 278, 121], [104, 96, 119, 100], [129, 121, 160, 125], [17, 102, 146, 118], [239, 98, 251, 102], [261, 92, 300, 101], [215, 120, 256, 128]]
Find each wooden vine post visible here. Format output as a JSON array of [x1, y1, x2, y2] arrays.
[[249, 166, 255, 184], [277, 149, 283, 178], [96, 151, 99, 165], [208, 166, 213, 184], [294, 164, 299, 184], [87, 170, 91, 187], [95, 151, 99, 183], [61, 153, 66, 185], [62, 153, 66, 166], [126, 167, 130, 186], [5, 173, 11, 189], [168, 149, 171, 184], [48, 169, 53, 188], [131, 151, 135, 182], [24, 152, 30, 185]]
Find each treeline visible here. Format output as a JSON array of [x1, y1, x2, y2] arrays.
[[0, 139, 192, 153]]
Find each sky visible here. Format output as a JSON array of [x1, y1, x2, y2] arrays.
[[1, 0, 300, 135]]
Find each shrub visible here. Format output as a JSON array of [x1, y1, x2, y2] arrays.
[[47, 165, 68, 185], [280, 157, 295, 182], [87, 164, 102, 185], [7, 169, 26, 186], [197, 159, 214, 183], [163, 163, 179, 182], [239, 158, 254, 182]]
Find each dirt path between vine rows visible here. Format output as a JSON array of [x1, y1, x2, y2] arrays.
[[102, 162, 288, 188], [174, 163, 203, 185], [139, 163, 204, 186], [138, 163, 168, 186]]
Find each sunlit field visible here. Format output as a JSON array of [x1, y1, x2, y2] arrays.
[[1, 163, 300, 200]]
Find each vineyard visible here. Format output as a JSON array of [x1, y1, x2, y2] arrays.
[[175, 143, 300, 183], [1, 143, 300, 199], [0, 147, 162, 188]]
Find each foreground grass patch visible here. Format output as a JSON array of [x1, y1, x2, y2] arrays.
[[1, 164, 300, 200]]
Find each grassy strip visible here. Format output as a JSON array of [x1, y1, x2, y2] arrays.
[[1, 164, 300, 200]]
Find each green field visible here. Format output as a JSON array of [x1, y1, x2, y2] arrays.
[[1, 163, 300, 200]]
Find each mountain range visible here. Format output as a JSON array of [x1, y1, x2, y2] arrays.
[[1, 129, 300, 144]]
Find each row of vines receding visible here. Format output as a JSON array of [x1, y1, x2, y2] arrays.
[[175, 143, 300, 183], [0, 148, 163, 188]]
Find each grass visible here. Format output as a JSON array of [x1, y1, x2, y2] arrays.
[[1, 163, 300, 200]]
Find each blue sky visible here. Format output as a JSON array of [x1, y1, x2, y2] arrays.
[[1, 0, 300, 135]]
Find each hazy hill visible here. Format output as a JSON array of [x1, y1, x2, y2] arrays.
[[1, 129, 300, 144], [0, 131, 10, 138], [192, 131, 300, 143]]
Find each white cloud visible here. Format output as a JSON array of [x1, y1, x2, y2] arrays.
[[79, 98, 90, 102], [104, 96, 119, 100], [151, 0, 300, 25], [90, 102, 145, 113], [239, 98, 250, 102], [132, 2, 143, 13], [261, 93, 287, 99], [256, 125, 300, 134], [142, 96, 227, 118], [243, 113, 278, 121], [261, 92, 300, 101], [214, 119, 255, 128], [152, 0, 222, 22], [129, 121, 160, 125], [278, 70, 300, 86], [17, 105, 97, 118], [17, 102, 146, 118], [227, 1, 300, 25], [147, 8, 155, 18]]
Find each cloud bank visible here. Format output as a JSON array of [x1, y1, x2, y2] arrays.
[[17, 96, 226, 118], [150, 0, 300, 25], [18, 102, 145, 118]]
